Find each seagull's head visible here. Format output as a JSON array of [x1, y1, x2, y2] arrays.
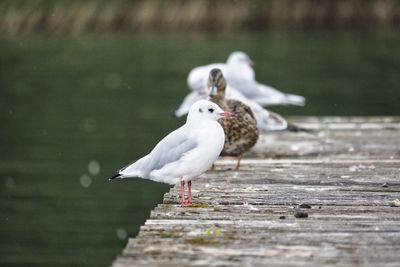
[[207, 68, 227, 99], [227, 51, 255, 67], [187, 100, 233, 123]]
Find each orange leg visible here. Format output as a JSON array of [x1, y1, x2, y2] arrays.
[[187, 181, 192, 204], [235, 155, 243, 170], [180, 180, 186, 206]]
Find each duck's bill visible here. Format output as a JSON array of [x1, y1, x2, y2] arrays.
[[219, 111, 234, 117], [209, 85, 217, 97]]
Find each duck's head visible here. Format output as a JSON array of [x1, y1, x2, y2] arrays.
[[207, 68, 227, 99]]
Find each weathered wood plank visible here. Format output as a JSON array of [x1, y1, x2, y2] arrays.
[[111, 117, 400, 267], [247, 116, 400, 159]]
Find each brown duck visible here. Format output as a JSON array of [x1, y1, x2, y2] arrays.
[[208, 68, 259, 170]]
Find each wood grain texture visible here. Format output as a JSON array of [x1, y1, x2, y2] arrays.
[[111, 117, 400, 267]]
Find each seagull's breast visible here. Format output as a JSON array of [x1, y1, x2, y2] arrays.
[[195, 121, 225, 153], [179, 121, 224, 181]]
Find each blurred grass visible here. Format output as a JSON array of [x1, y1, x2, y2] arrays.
[[1, 0, 400, 35]]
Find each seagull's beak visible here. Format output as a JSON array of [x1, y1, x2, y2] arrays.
[[219, 111, 234, 118]]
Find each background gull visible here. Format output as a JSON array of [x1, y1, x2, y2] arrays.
[[187, 51, 305, 106]]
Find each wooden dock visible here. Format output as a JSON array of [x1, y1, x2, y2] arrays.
[[111, 117, 400, 267]]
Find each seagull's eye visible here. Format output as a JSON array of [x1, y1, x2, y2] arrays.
[[208, 108, 214, 113], [199, 108, 203, 113]]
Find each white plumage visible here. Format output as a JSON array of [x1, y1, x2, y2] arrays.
[[113, 100, 226, 184], [110, 100, 232, 205]]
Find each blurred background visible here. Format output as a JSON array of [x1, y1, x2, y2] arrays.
[[0, 0, 399, 266]]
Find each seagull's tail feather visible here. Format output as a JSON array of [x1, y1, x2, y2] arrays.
[[285, 94, 306, 106], [261, 110, 288, 132], [109, 173, 122, 180], [108, 156, 149, 181], [117, 155, 150, 179]]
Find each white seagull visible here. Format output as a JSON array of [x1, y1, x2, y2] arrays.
[[110, 100, 232, 205], [187, 51, 305, 106]]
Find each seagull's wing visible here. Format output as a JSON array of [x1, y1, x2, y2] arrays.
[[226, 76, 262, 99], [227, 75, 305, 106], [146, 130, 198, 174], [257, 84, 305, 106], [226, 86, 288, 133], [119, 126, 198, 178]]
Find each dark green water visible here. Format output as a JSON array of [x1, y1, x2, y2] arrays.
[[1, 33, 399, 267]]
